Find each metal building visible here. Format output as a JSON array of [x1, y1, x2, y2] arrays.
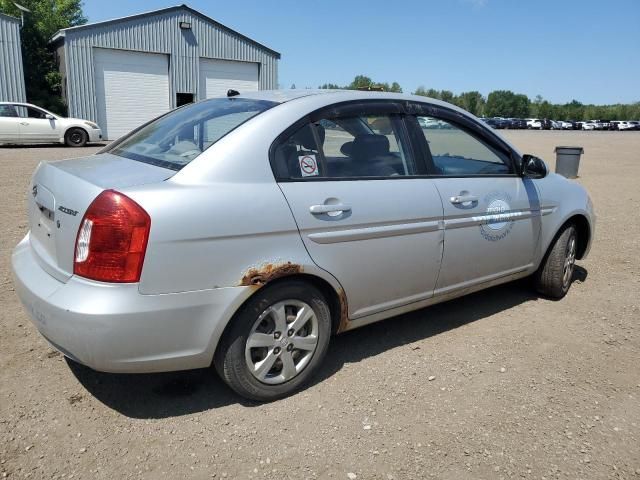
[[0, 13, 27, 103], [51, 5, 280, 139]]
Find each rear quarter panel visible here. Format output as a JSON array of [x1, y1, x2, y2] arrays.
[[123, 179, 335, 295]]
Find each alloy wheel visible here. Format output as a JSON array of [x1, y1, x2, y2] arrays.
[[562, 235, 576, 288], [244, 300, 319, 385]]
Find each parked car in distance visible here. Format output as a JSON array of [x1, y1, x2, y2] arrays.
[[558, 121, 573, 130], [526, 118, 542, 129], [629, 121, 640, 130], [610, 121, 635, 131], [493, 117, 510, 129], [506, 118, 527, 129], [589, 120, 610, 131], [418, 117, 449, 129], [0, 102, 102, 147], [12, 90, 595, 401], [481, 117, 501, 129], [481, 118, 508, 129], [581, 121, 597, 131], [539, 119, 553, 130]]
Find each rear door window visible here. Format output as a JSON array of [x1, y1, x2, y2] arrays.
[[273, 114, 417, 179]]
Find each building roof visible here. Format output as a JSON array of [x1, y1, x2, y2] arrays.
[[50, 4, 280, 58], [0, 12, 21, 23]]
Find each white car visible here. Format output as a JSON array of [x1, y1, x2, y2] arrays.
[[558, 121, 573, 130], [581, 121, 596, 131], [611, 121, 635, 131], [0, 102, 102, 147], [526, 118, 542, 129]]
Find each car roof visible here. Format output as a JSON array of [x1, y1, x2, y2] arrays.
[[235, 89, 469, 113], [0, 102, 37, 108]]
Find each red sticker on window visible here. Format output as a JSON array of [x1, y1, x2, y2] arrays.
[[298, 155, 318, 177]]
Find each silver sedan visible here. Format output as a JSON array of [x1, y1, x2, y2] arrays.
[[12, 90, 595, 401]]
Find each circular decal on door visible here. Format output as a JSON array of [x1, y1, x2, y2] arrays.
[[480, 192, 515, 241]]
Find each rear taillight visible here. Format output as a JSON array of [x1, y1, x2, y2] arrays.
[[74, 190, 151, 283]]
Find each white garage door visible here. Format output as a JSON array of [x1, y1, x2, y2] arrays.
[[199, 58, 259, 99], [94, 48, 170, 140]]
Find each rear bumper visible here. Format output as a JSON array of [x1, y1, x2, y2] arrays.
[[11, 234, 253, 373]]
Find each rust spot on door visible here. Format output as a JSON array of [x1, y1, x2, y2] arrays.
[[239, 262, 302, 286]]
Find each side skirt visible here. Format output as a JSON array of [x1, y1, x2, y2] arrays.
[[340, 269, 532, 333]]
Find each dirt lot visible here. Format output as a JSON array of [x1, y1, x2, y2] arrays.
[[1, 132, 639, 479]]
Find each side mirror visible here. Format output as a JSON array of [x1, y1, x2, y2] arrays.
[[521, 154, 547, 179], [45, 114, 55, 120]]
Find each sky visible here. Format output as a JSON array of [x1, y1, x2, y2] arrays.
[[82, 0, 640, 105]]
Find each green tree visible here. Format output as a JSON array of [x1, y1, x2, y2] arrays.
[[439, 90, 454, 103], [485, 90, 530, 118], [345, 75, 402, 92], [388, 81, 402, 93], [347, 75, 374, 90], [319, 83, 341, 89], [537, 100, 553, 119], [413, 86, 441, 99], [456, 91, 485, 116], [413, 86, 428, 96], [0, 0, 86, 113], [562, 100, 584, 121]]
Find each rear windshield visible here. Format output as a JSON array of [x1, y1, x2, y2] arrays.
[[107, 98, 277, 170]]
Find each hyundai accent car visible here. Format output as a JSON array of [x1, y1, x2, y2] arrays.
[[12, 90, 595, 401], [0, 102, 102, 147]]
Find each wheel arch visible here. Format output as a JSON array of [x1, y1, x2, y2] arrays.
[[64, 125, 89, 139], [212, 272, 348, 364], [545, 213, 591, 261], [270, 273, 346, 334], [569, 214, 591, 260]]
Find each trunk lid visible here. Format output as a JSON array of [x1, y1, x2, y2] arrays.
[[29, 153, 173, 282]]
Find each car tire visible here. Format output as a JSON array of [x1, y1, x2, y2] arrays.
[[65, 128, 88, 147], [214, 280, 332, 401], [534, 224, 577, 299]]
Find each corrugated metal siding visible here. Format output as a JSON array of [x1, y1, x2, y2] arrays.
[[0, 14, 26, 102], [63, 8, 279, 122]]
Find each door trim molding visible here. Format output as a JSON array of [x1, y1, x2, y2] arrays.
[[307, 219, 442, 244]]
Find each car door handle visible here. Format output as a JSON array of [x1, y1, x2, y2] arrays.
[[309, 204, 352, 214], [20, 122, 29, 126], [450, 195, 478, 205]]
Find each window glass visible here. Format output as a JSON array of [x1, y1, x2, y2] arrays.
[[26, 107, 48, 119], [108, 98, 277, 170], [274, 114, 416, 179], [0, 105, 18, 118], [14, 106, 50, 119], [417, 116, 511, 175]]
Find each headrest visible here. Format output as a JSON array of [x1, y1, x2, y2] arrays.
[[292, 123, 325, 150], [351, 134, 390, 159], [340, 141, 353, 156]]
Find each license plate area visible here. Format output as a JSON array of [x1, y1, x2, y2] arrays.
[[30, 184, 58, 261]]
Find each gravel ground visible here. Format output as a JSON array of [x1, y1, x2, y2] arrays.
[[1, 132, 639, 479]]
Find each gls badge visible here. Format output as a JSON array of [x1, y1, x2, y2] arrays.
[[58, 206, 79, 216]]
